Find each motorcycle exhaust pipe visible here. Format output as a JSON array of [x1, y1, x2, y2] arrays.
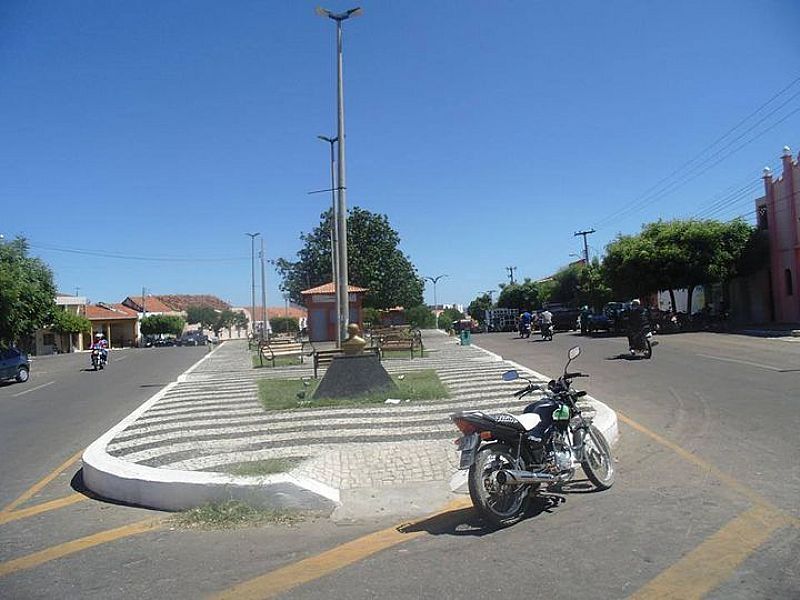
[[496, 469, 558, 485]]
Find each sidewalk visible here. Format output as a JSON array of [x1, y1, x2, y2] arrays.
[[82, 332, 618, 518], [732, 323, 800, 339]]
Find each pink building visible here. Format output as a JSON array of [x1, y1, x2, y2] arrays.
[[757, 146, 800, 322]]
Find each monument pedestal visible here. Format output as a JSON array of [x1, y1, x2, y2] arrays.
[[313, 354, 398, 400]]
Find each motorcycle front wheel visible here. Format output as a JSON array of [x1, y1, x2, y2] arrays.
[[644, 338, 652, 359], [581, 425, 615, 490], [468, 445, 528, 528]]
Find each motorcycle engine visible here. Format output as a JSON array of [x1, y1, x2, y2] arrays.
[[551, 439, 574, 472]]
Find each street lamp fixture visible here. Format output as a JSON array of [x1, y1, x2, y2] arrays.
[[424, 274, 448, 326], [317, 5, 362, 345]]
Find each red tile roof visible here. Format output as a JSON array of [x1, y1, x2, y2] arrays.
[[122, 296, 176, 313], [240, 307, 308, 320], [155, 294, 231, 311], [85, 303, 139, 321], [300, 282, 368, 295]]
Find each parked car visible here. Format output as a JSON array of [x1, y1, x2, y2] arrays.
[[0, 347, 31, 383], [551, 308, 581, 331], [178, 332, 207, 346]]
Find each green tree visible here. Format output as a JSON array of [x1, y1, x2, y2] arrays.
[[404, 305, 436, 329], [50, 310, 91, 352], [233, 311, 249, 335], [437, 307, 463, 330], [496, 279, 541, 311], [467, 293, 493, 323], [141, 314, 185, 337], [210, 309, 237, 337], [269, 316, 299, 334], [603, 219, 754, 313], [274, 207, 424, 310], [186, 305, 219, 331], [362, 307, 382, 329], [0, 237, 57, 348], [577, 259, 612, 311]]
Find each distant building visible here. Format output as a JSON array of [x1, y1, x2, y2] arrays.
[[757, 146, 800, 322], [32, 294, 88, 355], [84, 303, 139, 349], [301, 282, 367, 342]]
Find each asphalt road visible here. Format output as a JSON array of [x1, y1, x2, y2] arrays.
[[1, 333, 798, 599], [0, 346, 206, 507]]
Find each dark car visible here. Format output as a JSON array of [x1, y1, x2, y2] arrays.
[[178, 332, 208, 346], [551, 308, 581, 331], [0, 347, 31, 383]]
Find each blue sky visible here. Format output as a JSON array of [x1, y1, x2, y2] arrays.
[[2, 0, 799, 308]]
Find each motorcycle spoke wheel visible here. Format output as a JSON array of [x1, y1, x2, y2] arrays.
[[468, 445, 527, 528], [581, 425, 615, 490]]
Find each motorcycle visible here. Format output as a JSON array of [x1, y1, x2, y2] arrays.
[[90, 348, 107, 370], [519, 321, 532, 339], [541, 322, 554, 341], [628, 327, 656, 359], [451, 346, 614, 528]]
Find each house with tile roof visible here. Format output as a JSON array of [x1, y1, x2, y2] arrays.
[[300, 282, 368, 342], [84, 303, 140, 349]]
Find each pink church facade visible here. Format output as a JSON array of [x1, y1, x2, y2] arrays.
[[757, 146, 800, 323]]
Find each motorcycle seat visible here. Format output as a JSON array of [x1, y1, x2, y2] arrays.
[[486, 412, 540, 432]]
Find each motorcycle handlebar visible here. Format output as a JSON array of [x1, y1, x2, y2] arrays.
[[513, 386, 531, 397], [564, 372, 588, 379]]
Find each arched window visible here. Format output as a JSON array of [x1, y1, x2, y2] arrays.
[[786, 269, 794, 297]]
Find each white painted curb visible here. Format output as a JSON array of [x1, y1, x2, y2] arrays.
[[82, 342, 339, 512]]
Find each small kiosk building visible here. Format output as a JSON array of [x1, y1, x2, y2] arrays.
[[301, 282, 367, 342]]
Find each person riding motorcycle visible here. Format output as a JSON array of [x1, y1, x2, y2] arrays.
[[626, 299, 650, 353], [539, 309, 554, 338], [519, 310, 532, 337], [90, 332, 109, 365]]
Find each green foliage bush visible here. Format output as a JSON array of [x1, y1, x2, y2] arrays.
[[270, 316, 299, 333], [404, 305, 436, 329], [141, 314, 185, 337]]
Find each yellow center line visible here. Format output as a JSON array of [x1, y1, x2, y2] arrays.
[[0, 518, 162, 579], [1, 448, 84, 514], [627, 504, 794, 600], [212, 498, 472, 600], [0, 493, 88, 526]]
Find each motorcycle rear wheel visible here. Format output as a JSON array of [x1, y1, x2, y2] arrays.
[[468, 445, 528, 528], [644, 339, 652, 359], [581, 425, 615, 490]]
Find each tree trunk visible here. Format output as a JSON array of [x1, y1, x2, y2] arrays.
[[686, 285, 695, 315], [669, 289, 677, 312]]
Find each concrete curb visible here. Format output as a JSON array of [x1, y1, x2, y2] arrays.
[[82, 342, 339, 512]]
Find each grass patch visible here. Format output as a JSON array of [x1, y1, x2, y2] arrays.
[[258, 369, 450, 411], [220, 456, 307, 477], [171, 500, 309, 530], [252, 353, 305, 368]]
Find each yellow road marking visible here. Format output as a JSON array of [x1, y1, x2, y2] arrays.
[[0, 493, 87, 526], [0, 518, 162, 579], [1, 449, 84, 514], [627, 505, 794, 600], [213, 498, 472, 600]]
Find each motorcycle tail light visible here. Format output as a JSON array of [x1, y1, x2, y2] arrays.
[[480, 431, 493, 440]]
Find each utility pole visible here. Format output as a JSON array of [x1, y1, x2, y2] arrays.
[[260, 237, 268, 342], [574, 229, 596, 264], [506, 266, 517, 285], [141, 286, 147, 348], [75, 286, 81, 297], [318, 134, 341, 347], [484, 290, 495, 303]]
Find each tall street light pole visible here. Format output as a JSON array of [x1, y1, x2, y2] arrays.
[[317, 5, 362, 344], [260, 237, 268, 342], [318, 134, 341, 347], [246, 232, 260, 339], [424, 274, 448, 328]]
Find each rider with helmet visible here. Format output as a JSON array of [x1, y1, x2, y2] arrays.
[[91, 332, 109, 365], [626, 299, 650, 353]]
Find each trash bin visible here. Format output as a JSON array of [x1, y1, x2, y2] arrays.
[[459, 329, 472, 346]]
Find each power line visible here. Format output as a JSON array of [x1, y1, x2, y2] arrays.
[[593, 76, 800, 229], [29, 243, 249, 263]]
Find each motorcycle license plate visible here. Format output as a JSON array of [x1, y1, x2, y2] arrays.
[[457, 433, 479, 469]]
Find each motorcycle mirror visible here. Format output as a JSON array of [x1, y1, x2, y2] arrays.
[[501, 370, 519, 381], [568, 346, 581, 360]]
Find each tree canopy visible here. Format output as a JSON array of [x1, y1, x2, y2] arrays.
[[0, 237, 57, 347], [275, 207, 424, 310], [186, 305, 219, 331], [467, 293, 493, 323], [496, 279, 541, 311], [603, 219, 754, 313], [141, 314, 185, 337], [51, 310, 91, 335]]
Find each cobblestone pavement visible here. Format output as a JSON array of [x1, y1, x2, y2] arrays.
[[105, 333, 590, 492]]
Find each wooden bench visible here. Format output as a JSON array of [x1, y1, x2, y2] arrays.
[[377, 329, 423, 359], [258, 339, 311, 367], [313, 347, 380, 378]]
